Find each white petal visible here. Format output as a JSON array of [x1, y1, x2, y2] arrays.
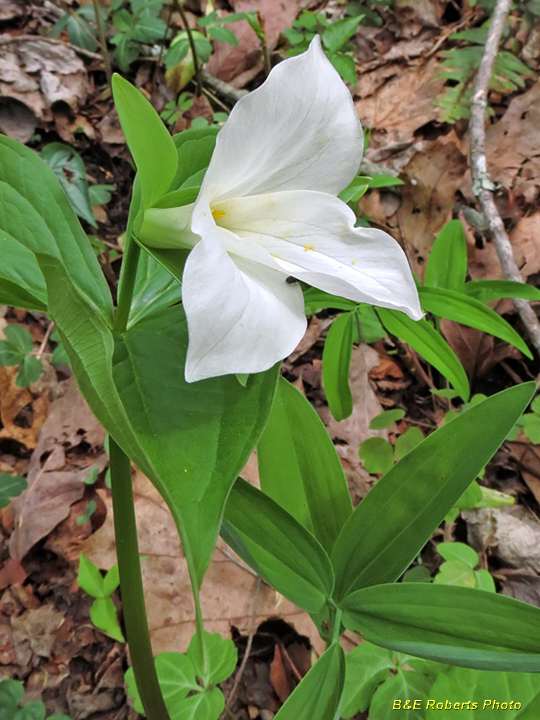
[[214, 191, 423, 320], [182, 228, 306, 383], [200, 36, 363, 202]]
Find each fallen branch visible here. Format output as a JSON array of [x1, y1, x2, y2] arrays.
[[470, 0, 540, 359]]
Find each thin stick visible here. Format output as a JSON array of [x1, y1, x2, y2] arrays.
[[174, 0, 203, 97], [200, 70, 248, 104], [91, 0, 112, 85], [224, 577, 261, 713], [36, 321, 55, 361], [469, 0, 540, 359], [0, 34, 102, 61]]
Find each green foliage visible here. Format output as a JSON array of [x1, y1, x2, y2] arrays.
[[0, 324, 42, 388], [51, 4, 105, 53], [0, 678, 71, 720], [110, 0, 167, 71], [322, 311, 355, 421], [435, 25, 531, 123], [0, 472, 27, 510], [78, 554, 124, 642], [510, 395, 540, 443], [283, 10, 362, 84], [434, 542, 495, 592], [125, 631, 237, 720]]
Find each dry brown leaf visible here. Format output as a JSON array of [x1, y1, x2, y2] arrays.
[[486, 82, 540, 205], [0, 39, 89, 140], [0, 366, 49, 450], [10, 378, 107, 561], [355, 57, 445, 145], [205, 0, 314, 86], [397, 135, 468, 279], [82, 471, 326, 656]]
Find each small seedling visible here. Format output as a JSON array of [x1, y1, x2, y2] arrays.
[[78, 554, 124, 642]]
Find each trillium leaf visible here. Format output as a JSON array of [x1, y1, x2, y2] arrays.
[[257, 377, 352, 553], [341, 642, 395, 718], [0, 136, 113, 319], [128, 250, 180, 329], [222, 477, 334, 613], [424, 220, 467, 291], [341, 583, 540, 672], [112, 75, 178, 211], [187, 631, 237, 686], [377, 309, 470, 401], [331, 382, 535, 601], [464, 279, 540, 303], [419, 286, 533, 359], [322, 312, 355, 421], [274, 643, 345, 720]]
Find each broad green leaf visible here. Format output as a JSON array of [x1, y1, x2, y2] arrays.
[[41, 254, 277, 590], [358, 437, 394, 475], [274, 643, 345, 720], [394, 426, 424, 460], [323, 312, 354, 421], [128, 250, 180, 328], [0, 340, 23, 366], [223, 478, 334, 613], [331, 382, 535, 600], [424, 220, 467, 291], [437, 542, 478, 567], [78, 553, 105, 598], [90, 597, 124, 642], [342, 583, 540, 672], [369, 670, 432, 720], [369, 408, 405, 430], [0, 473, 27, 510], [356, 304, 387, 343], [103, 564, 120, 596], [13, 701, 46, 720], [329, 52, 357, 85], [434, 560, 476, 587], [171, 128, 219, 190], [113, 306, 279, 587], [342, 643, 395, 718], [378, 309, 470, 401], [187, 631, 237, 685], [322, 16, 362, 53], [464, 279, 540, 303], [41, 143, 97, 228], [16, 355, 43, 388], [257, 377, 352, 553], [4, 324, 34, 355], [112, 75, 178, 210], [419, 286, 532, 359], [474, 569, 496, 593], [426, 665, 540, 718], [303, 287, 358, 315], [0, 679, 24, 720], [208, 25, 239, 45], [0, 136, 113, 319], [368, 174, 404, 189]]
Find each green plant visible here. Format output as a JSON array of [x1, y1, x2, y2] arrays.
[[283, 10, 363, 84], [0, 472, 27, 509], [110, 0, 168, 71], [2, 39, 540, 720], [78, 554, 124, 642], [0, 324, 42, 387], [51, 4, 106, 53], [0, 678, 70, 720], [435, 25, 531, 123]]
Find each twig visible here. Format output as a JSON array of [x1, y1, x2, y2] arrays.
[[173, 0, 203, 97], [0, 33, 103, 61], [36, 321, 55, 361], [91, 0, 112, 85], [470, 0, 540, 360], [200, 70, 248, 104], [223, 577, 261, 714]]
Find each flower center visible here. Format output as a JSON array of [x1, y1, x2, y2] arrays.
[[211, 207, 227, 221]]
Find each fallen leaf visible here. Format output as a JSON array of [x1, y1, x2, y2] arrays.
[[0, 366, 49, 451], [9, 378, 107, 561], [82, 471, 326, 656], [355, 57, 445, 144]]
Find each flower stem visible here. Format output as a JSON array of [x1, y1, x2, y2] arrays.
[[109, 438, 171, 720], [91, 0, 112, 86], [114, 232, 141, 333], [174, 0, 203, 97]]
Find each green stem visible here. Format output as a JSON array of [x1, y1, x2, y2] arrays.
[[109, 439, 171, 720], [114, 232, 141, 333], [326, 602, 343, 648], [175, 0, 203, 96], [91, 0, 112, 86]]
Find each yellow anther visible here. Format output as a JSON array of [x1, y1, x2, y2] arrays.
[[211, 208, 227, 220], [351, 260, 356, 265], [304, 244, 315, 252]]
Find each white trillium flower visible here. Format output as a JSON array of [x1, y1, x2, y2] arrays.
[[140, 36, 422, 383]]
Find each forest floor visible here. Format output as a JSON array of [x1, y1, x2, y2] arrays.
[[2, 0, 540, 718]]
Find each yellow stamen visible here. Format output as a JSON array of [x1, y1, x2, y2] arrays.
[[352, 260, 356, 265], [212, 208, 227, 220], [304, 244, 315, 252]]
